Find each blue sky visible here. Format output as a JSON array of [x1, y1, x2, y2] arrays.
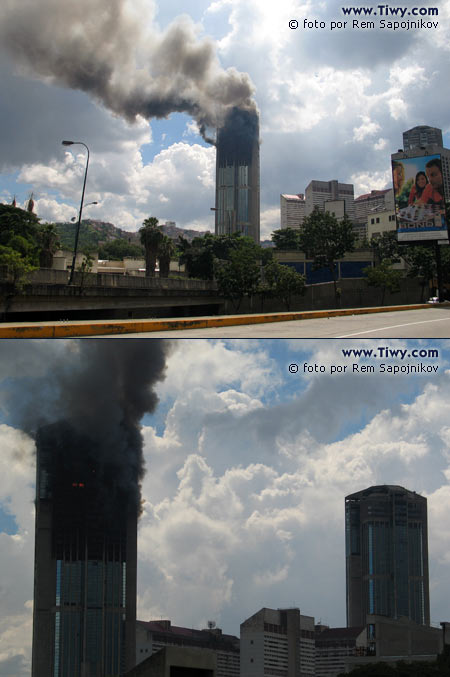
[[1, 0, 450, 240], [2, 338, 450, 674]]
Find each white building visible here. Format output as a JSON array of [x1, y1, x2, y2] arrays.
[[240, 607, 315, 677], [305, 180, 355, 221], [367, 210, 396, 241], [354, 189, 394, 223], [280, 193, 306, 229]]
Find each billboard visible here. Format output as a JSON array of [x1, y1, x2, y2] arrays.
[[392, 154, 448, 242]]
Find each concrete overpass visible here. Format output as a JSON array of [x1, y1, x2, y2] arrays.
[[0, 269, 223, 320]]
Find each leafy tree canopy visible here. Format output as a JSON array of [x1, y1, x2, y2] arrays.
[[271, 227, 300, 250], [98, 238, 144, 260], [363, 258, 402, 305], [299, 208, 356, 268], [370, 231, 401, 264], [214, 237, 262, 310], [0, 204, 40, 265], [263, 260, 306, 310]]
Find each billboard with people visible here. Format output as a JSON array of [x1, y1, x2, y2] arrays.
[[392, 154, 448, 242]]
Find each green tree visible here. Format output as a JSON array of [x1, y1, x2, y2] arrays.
[[403, 245, 435, 302], [263, 260, 306, 310], [299, 207, 356, 305], [370, 231, 401, 265], [76, 253, 94, 293], [158, 235, 175, 278], [214, 238, 262, 311], [179, 232, 246, 280], [37, 223, 61, 268], [98, 239, 144, 260], [0, 245, 36, 318], [0, 204, 40, 264], [271, 227, 300, 250], [363, 259, 403, 305], [139, 217, 164, 277]]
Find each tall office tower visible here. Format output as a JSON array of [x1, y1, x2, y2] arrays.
[[280, 193, 306, 229], [402, 125, 443, 151], [32, 422, 137, 677], [240, 607, 315, 677], [215, 106, 260, 243], [304, 180, 355, 221], [345, 485, 429, 628]]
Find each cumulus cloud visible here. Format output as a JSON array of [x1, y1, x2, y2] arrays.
[[2, 0, 450, 235], [136, 346, 450, 632]]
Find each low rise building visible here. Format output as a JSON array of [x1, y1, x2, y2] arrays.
[[315, 625, 366, 677], [240, 607, 315, 677], [343, 615, 443, 673], [367, 210, 397, 241], [126, 645, 216, 677], [280, 193, 306, 229], [136, 620, 239, 677]]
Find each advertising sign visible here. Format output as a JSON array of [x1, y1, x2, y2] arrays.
[[392, 154, 448, 242]]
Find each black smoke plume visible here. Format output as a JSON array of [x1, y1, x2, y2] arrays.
[[32, 339, 170, 516], [0, 0, 256, 142]]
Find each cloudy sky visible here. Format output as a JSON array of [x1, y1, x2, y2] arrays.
[[0, 0, 449, 240], [1, 338, 450, 674]]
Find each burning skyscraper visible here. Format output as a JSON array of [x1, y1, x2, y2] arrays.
[[215, 107, 260, 244], [30, 340, 169, 677]]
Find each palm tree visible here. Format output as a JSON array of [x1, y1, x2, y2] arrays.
[[158, 235, 175, 278], [37, 223, 61, 268], [139, 217, 164, 277]]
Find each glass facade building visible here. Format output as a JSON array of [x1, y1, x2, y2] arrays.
[[32, 422, 137, 677], [345, 485, 429, 628], [215, 107, 260, 243]]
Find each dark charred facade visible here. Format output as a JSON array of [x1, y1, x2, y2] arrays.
[[32, 422, 137, 677], [345, 485, 429, 628], [215, 107, 260, 243]]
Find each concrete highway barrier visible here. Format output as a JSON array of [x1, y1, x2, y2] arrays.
[[0, 304, 432, 338]]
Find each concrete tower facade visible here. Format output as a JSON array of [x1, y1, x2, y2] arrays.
[[215, 107, 260, 243], [402, 126, 443, 151], [32, 422, 137, 677], [345, 485, 429, 628]]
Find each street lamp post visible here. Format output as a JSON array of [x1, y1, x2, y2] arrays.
[[62, 140, 90, 285]]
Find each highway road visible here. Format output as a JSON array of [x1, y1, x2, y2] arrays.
[[94, 307, 450, 338]]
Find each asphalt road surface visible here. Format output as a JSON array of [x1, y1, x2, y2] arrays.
[[95, 307, 450, 338]]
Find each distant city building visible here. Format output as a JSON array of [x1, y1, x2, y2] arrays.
[[136, 620, 239, 677], [240, 607, 315, 677], [402, 125, 443, 151], [315, 625, 366, 677], [354, 189, 394, 223], [344, 615, 443, 673], [126, 645, 216, 677], [305, 180, 355, 221], [280, 193, 306, 229], [345, 485, 430, 628]]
